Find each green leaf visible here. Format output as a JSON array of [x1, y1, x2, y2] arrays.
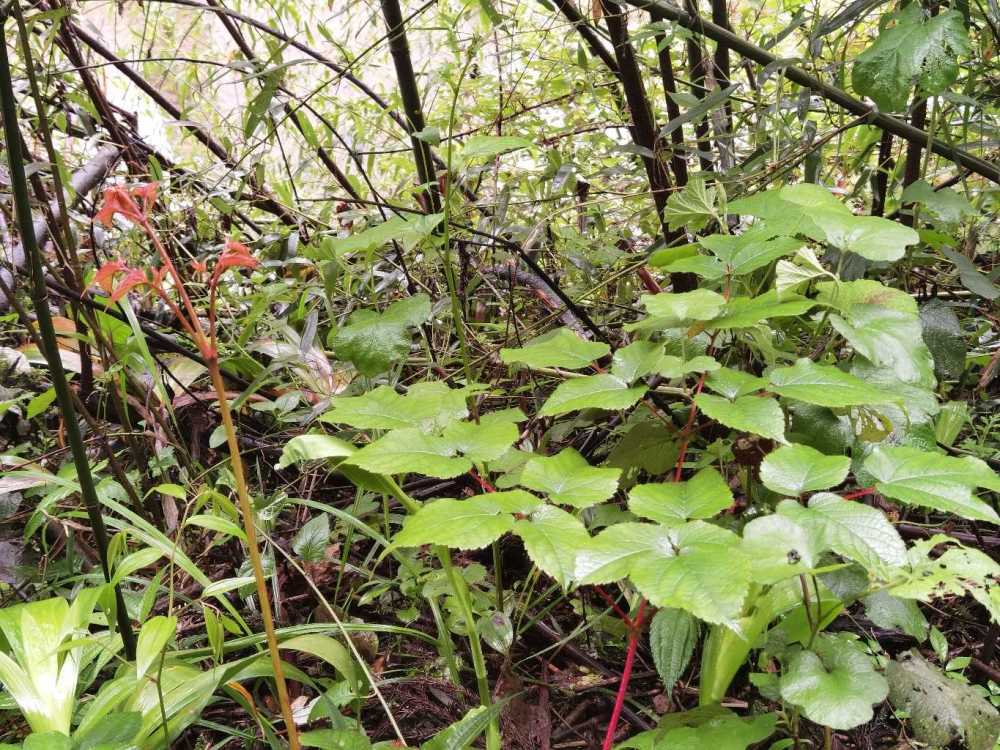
[[184, 514, 247, 542], [759, 444, 850, 497], [919, 300, 966, 380], [704, 367, 766, 400], [394, 491, 541, 549], [778, 493, 908, 571], [280, 633, 357, 688], [23, 733, 70, 750], [780, 633, 888, 730], [26, 388, 56, 420], [768, 358, 897, 408], [890, 537, 1000, 621], [576, 522, 751, 624], [815, 279, 917, 316], [538, 374, 646, 416], [863, 445, 1000, 523], [73, 712, 142, 750], [441, 419, 518, 463], [694, 393, 786, 442], [708, 291, 815, 329], [615, 705, 776, 750], [648, 608, 699, 693], [632, 289, 726, 330], [808, 209, 918, 262], [699, 232, 803, 276], [345, 429, 471, 478], [829, 305, 935, 385], [900, 180, 976, 224], [321, 382, 475, 433], [852, 5, 970, 111], [939, 247, 1000, 301], [292, 514, 330, 563], [611, 340, 664, 383], [499, 327, 609, 370], [662, 177, 719, 232], [300, 729, 372, 749], [519, 448, 620, 508], [628, 468, 733, 524], [458, 135, 532, 163], [136, 615, 176, 679], [327, 214, 443, 257], [332, 294, 431, 376], [887, 650, 1000, 750], [277, 433, 355, 469], [741, 514, 819, 584], [657, 355, 720, 379], [514, 505, 590, 587], [422, 701, 510, 750], [862, 590, 928, 640]]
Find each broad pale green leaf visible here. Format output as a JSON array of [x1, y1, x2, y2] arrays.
[[519, 448, 621, 508], [815, 279, 917, 316], [759, 443, 850, 496], [395, 491, 541, 550], [780, 633, 888, 730], [320, 382, 473, 432], [539, 374, 646, 416], [327, 214, 443, 256], [709, 291, 815, 329], [657, 354, 720, 379], [900, 180, 976, 224], [704, 367, 766, 400], [829, 305, 935, 385], [441, 419, 518, 463], [499, 327, 610, 370], [628, 468, 733, 524], [184, 515, 247, 543], [741, 514, 818, 583], [611, 340, 664, 383], [648, 608, 699, 693], [577, 522, 751, 623], [809, 209, 918, 262], [887, 651, 1000, 750], [852, 5, 970, 111], [768, 358, 897, 408], [636, 289, 727, 328], [662, 177, 718, 232], [300, 729, 371, 749], [332, 294, 431, 376], [513, 505, 590, 587], [699, 232, 803, 276], [615, 707, 776, 750], [136, 615, 176, 679], [277, 433, 355, 469], [694, 393, 786, 442], [890, 537, 1000, 621], [74, 712, 142, 750], [778, 493, 908, 571], [345, 429, 470, 478], [863, 446, 1000, 523]]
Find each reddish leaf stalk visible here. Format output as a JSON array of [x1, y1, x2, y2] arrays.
[[601, 600, 647, 750]]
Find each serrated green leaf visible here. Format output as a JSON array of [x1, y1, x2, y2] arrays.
[[829, 305, 935, 385], [395, 491, 541, 550], [780, 633, 888, 729], [615, 706, 776, 750], [611, 340, 664, 383], [519, 448, 620, 508], [576, 522, 750, 623], [768, 358, 897, 408], [778, 493, 908, 571], [741, 514, 818, 583], [332, 294, 431, 376], [862, 590, 928, 640], [694, 393, 786, 442], [699, 232, 803, 276], [852, 5, 970, 111], [634, 289, 726, 329], [441, 419, 518, 463], [648, 608, 699, 693], [919, 300, 966, 381], [704, 367, 766, 400], [709, 291, 815, 329], [663, 177, 718, 232], [328, 214, 443, 257], [499, 327, 610, 370], [320, 382, 473, 432], [759, 444, 850, 497], [628, 468, 733, 524], [345, 429, 470, 478], [863, 445, 1000, 523], [815, 279, 918, 315], [514, 505, 589, 587], [900, 180, 976, 225], [539, 374, 646, 416]]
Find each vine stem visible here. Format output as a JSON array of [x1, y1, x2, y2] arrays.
[[207, 358, 300, 749], [601, 600, 647, 750]]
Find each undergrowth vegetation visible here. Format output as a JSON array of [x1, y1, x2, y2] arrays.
[[0, 0, 998, 748]]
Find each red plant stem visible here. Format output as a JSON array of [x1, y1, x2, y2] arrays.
[[601, 600, 647, 750], [674, 372, 708, 482], [841, 486, 876, 500], [594, 585, 634, 626]]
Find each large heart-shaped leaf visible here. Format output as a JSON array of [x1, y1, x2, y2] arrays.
[[331, 294, 431, 376], [768, 358, 897, 408], [519, 448, 621, 508], [759, 443, 850, 497], [395, 491, 541, 549], [695, 393, 786, 442], [514, 505, 590, 587], [500, 327, 610, 370], [628, 468, 733, 524], [539, 374, 646, 416]]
